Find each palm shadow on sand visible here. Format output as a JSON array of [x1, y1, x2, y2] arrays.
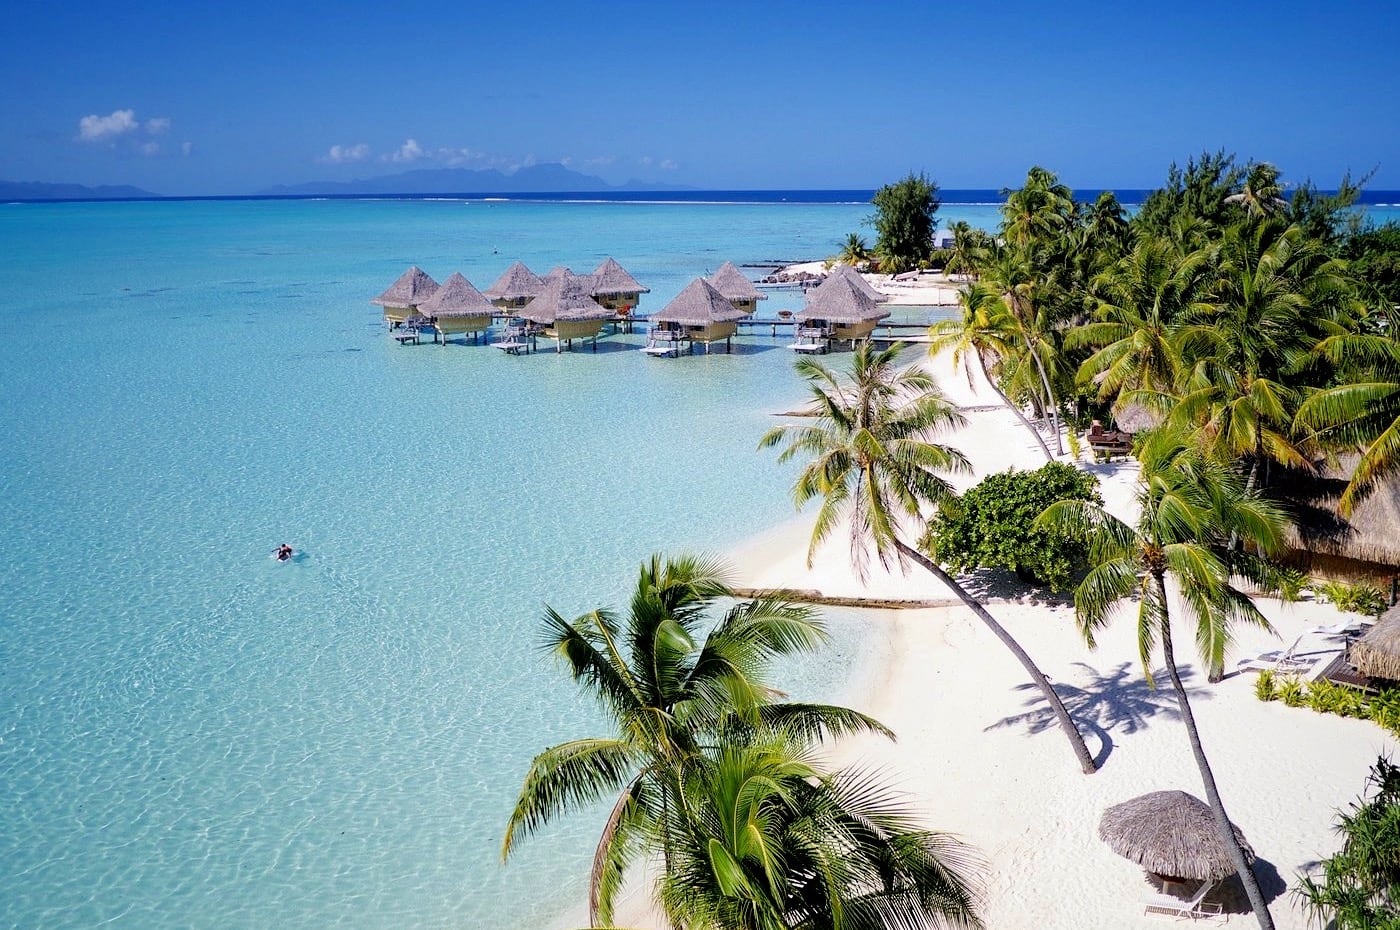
[[988, 661, 1212, 768]]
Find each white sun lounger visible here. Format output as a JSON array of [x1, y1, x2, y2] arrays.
[[1236, 649, 1318, 675], [1143, 879, 1221, 920]]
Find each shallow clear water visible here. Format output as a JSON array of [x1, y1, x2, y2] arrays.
[[0, 199, 905, 929]]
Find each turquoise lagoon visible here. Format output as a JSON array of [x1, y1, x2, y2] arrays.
[[0, 199, 923, 930]]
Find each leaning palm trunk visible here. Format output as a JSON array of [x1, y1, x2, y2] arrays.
[[977, 350, 1054, 462], [1155, 574, 1275, 929], [1020, 330, 1064, 456], [897, 538, 1096, 773]]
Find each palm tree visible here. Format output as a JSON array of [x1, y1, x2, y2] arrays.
[[759, 342, 1099, 774], [658, 737, 984, 930], [838, 232, 871, 266], [1165, 222, 1345, 487], [1297, 332, 1400, 515], [501, 553, 890, 926], [984, 246, 1069, 455], [1037, 431, 1286, 929], [929, 281, 1055, 461], [1069, 237, 1209, 410], [943, 221, 992, 281], [1224, 162, 1287, 221], [1001, 166, 1076, 251]]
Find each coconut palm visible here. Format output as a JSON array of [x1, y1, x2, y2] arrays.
[[1164, 222, 1346, 486], [1225, 162, 1288, 220], [1297, 332, 1400, 515], [1069, 237, 1210, 408], [501, 553, 891, 926], [1001, 166, 1076, 251], [943, 221, 993, 281], [659, 737, 984, 930], [983, 246, 1069, 455], [759, 342, 1099, 774], [929, 281, 1055, 461], [1037, 431, 1287, 929], [839, 232, 871, 266]]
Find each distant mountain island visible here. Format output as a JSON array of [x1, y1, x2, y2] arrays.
[[0, 179, 159, 201], [257, 163, 696, 197]]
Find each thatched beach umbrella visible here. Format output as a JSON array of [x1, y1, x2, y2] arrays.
[[518, 273, 615, 353], [795, 272, 891, 345], [483, 261, 543, 311], [1099, 790, 1255, 882], [649, 278, 750, 354], [418, 272, 495, 344], [707, 261, 768, 316], [1349, 605, 1400, 681], [371, 265, 440, 326]]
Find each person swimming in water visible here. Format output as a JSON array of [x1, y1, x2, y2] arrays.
[[275, 544, 293, 562]]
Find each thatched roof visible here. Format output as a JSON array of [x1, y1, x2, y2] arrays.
[[1349, 605, 1400, 680], [591, 257, 649, 295], [519, 273, 615, 324], [419, 272, 495, 318], [795, 273, 892, 325], [1099, 791, 1255, 882], [707, 261, 766, 302], [371, 266, 440, 307], [1277, 456, 1400, 568], [651, 278, 750, 326], [483, 261, 543, 301], [830, 264, 890, 304], [544, 266, 575, 279]]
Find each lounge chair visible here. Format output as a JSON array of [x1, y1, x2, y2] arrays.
[[1143, 879, 1221, 920], [1236, 649, 1318, 675]]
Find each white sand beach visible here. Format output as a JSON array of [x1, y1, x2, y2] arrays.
[[770, 261, 964, 306], [710, 346, 1396, 929]]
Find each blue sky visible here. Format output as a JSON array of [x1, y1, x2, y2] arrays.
[[2, 0, 1396, 195]]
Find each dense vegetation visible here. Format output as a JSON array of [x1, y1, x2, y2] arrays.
[[868, 172, 940, 273], [926, 462, 1102, 590]]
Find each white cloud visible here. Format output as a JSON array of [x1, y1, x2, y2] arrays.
[[384, 138, 423, 163], [145, 117, 171, 135], [78, 109, 138, 141], [659, 159, 678, 171], [319, 143, 370, 164], [181, 141, 194, 156], [584, 155, 616, 169], [140, 141, 161, 156]]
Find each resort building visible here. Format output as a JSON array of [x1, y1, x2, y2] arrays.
[[1281, 459, 1400, 588], [371, 265, 440, 327], [517, 272, 616, 352], [417, 272, 496, 344], [589, 257, 650, 323], [792, 270, 891, 352], [483, 261, 543, 313], [828, 263, 890, 304], [646, 278, 750, 355], [705, 261, 767, 316]]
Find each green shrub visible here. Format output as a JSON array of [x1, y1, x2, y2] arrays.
[[1297, 755, 1400, 928], [924, 462, 1103, 591], [1367, 688, 1400, 738], [1315, 580, 1388, 617], [1274, 567, 1308, 603], [1278, 676, 1306, 707], [1306, 679, 1367, 718], [1255, 669, 1277, 702]]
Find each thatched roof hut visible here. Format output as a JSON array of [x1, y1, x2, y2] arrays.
[[829, 264, 890, 304], [707, 261, 767, 315], [483, 261, 543, 309], [519, 273, 614, 352], [1099, 791, 1255, 882], [419, 272, 495, 341], [591, 257, 649, 296], [1277, 456, 1400, 573], [650, 278, 750, 353], [371, 266, 440, 325], [795, 272, 891, 341], [1349, 605, 1400, 680], [544, 266, 575, 279]]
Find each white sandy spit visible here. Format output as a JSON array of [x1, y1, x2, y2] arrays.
[[600, 347, 1394, 929], [771, 261, 965, 306]]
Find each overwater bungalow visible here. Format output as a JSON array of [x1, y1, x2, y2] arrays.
[[418, 272, 495, 344], [828, 263, 890, 304], [482, 261, 543, 313], [646, 278, 750, 356], [792, 271, 891, 352], [590, 257, 650, 323], [371, 265, 440, 327], [518, 273, 616, 352], [706, 261, 767, 316]]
